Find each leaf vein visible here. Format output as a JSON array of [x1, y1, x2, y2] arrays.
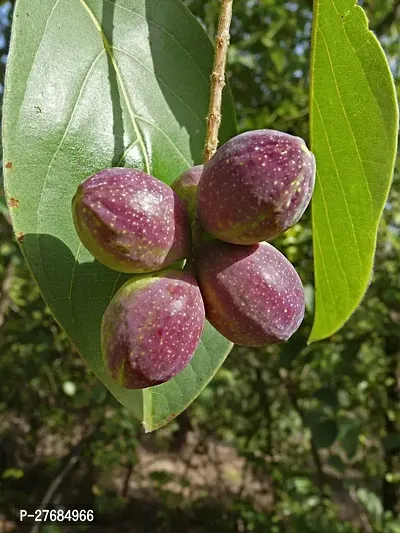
[[109, 272, 122, 301], [117, 139, 140, 166], [313, 98, 362, 269], [317, 28, 374, 219], [113, 45, 205, 127], [315, 178, 351, 301], [313, 226, 334, 324], [103, 0, 209, 85], [16, 0, 62, 128], [79, 0, 151, 174], [329, 0, 388, 134], [69, 243, 83, 324], [37, 50, 105, 287], [136, 116, 191, 168]]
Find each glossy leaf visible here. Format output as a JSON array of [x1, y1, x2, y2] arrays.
[[3, 0, 235, 431], [309, 0, 399, 342]]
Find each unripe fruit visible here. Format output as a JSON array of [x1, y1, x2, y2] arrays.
[[196, 240, 304, 347], [197, 130, 316, 244], [101, 269, 205, 389], [72, 168, 191, 273], [171, 165, 203, 217]]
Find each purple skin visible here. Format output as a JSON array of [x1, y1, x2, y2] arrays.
[[196, 240, 305, 347], [72, 168, 192, 273], [171, 165, 204, 218], [197, 130, 316, 244], [101, 269, 205, 389]]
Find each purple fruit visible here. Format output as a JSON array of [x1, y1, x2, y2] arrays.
[[101, 269, 205, 389], [72, 168, 191, 273], [196, 240, 305, 347], [197, 130, 316, 244], [171, 165, 203, 217]]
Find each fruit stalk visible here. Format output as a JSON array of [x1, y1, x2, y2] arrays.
[[203, 0, 234, 163]]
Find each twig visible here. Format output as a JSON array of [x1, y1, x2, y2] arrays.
[[237, 460, 250, 500], [309, 438, 326, 497], [122, 463, 134, 498], [348, 486, 375, 533], [29, 429, 96, 533], [190, 0, 234, 264], [203, 0, 234, 163], [178, 436, 197, 507]]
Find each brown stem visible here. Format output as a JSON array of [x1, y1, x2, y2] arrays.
[[203, 0, 234, 163], [190, 0, 234, 265], [122, 464, 134, 498]]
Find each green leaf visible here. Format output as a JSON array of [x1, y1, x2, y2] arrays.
[[278, 333, 307, 369], [388, 520, 400, 533], [314, 387, 339, 409], [339, 418, 360, 459], [356, 488, 383, 522], [149, 470, 175, 485], [309, 0, 399, 342], [327, 454, 346, 473], [2, 468, 24, 480], [383, 433, 400, 451], [3, 0, 236, 431], [310, 419, 338, 449]]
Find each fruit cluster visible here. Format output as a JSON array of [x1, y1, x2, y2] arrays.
[[72, 130, 316, 389]]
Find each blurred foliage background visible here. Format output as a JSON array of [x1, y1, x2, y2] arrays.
[[0, 0, 399, 532]]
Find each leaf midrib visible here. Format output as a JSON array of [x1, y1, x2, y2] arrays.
[[79, 0, 151, 174], [102, 0, 210, 85]]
